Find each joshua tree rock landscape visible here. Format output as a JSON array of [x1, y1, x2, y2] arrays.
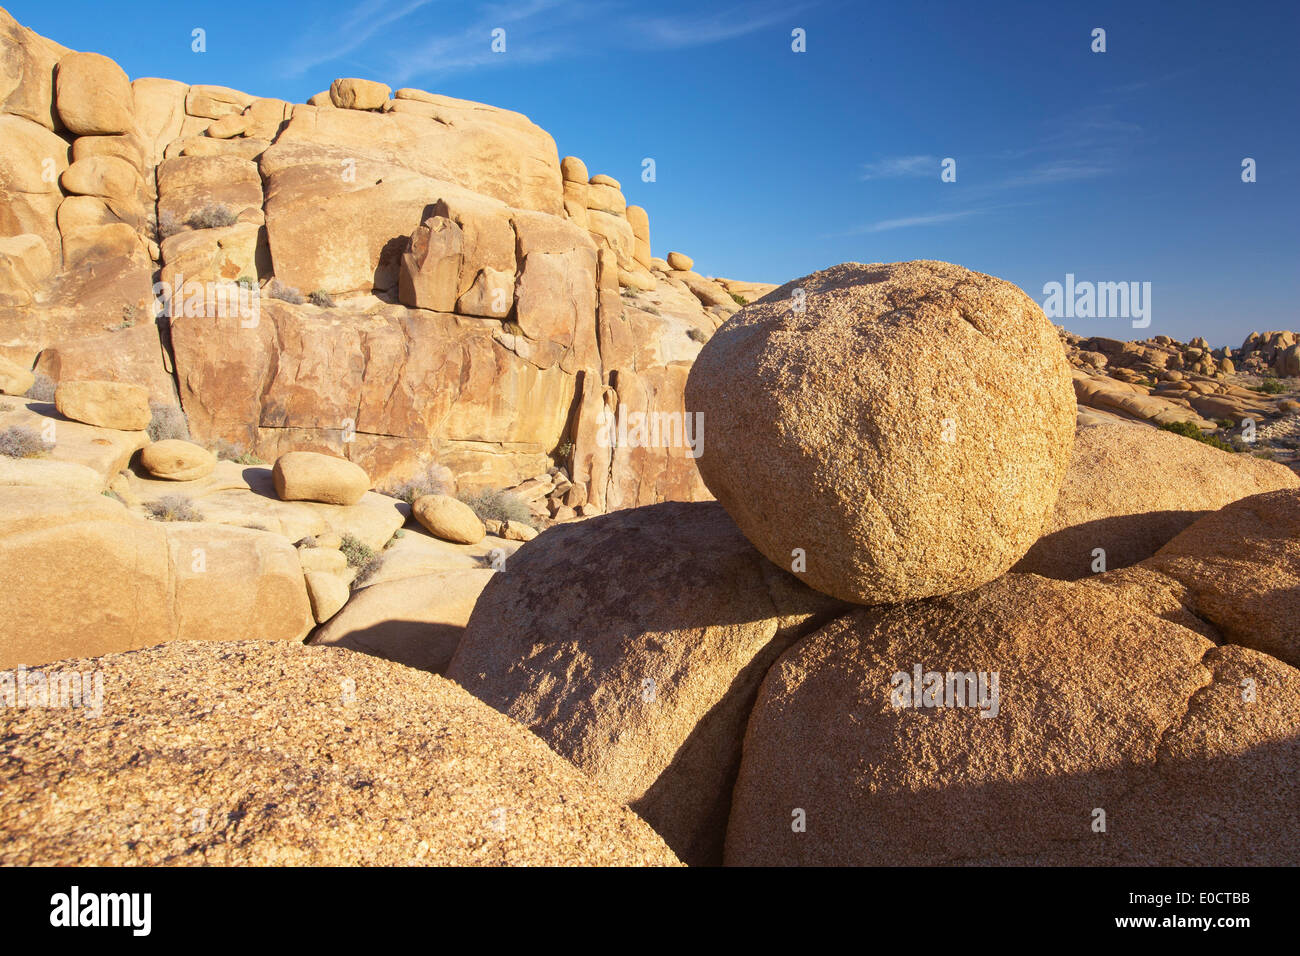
[[0, 5, 1296, 874]]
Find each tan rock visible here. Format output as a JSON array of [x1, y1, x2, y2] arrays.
[[0, 233, 53, 306], [0, 353, 34, 394], [297, 546, 347, 574], [449, 501, 848, 865], [0, 641, 681, 865], [1015, 422, 1299, 579], [32, 322, 176, 405], [0, 115, 70, 261], [726, 574, 1300, 865], [560, 156, 588, 182], [397, 215, 463, 312], [305, 569, 349, 623], [0, 487, 314, 668], [686, 260, 1076, 604], [585, 180, 626, 215], [54, 52, 133, 135], [272, 450, 370, 506], [0, 8, 70, 130], [71, 133, 146, 172], [626, 204, 651, 269], [329, 77, 391, 110], [204, 112, 248, 138], [140, 439, 216, 481], [185, 84, 253, 119], [1129, 489, 1300, 667], [455, 266, 514, 318], [666, 251, 693, 271], [588, 173, 620, 188], [498, 519, 537, 541], [54, 379, 150, 430], [156, 154, 263, 228], [412, 493, 486, 544], [131, 77, 198, 167], [313, 567, 495, 673], [515, 249, 597, 350]]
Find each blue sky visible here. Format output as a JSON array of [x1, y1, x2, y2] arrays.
[[12, 0, 1298, 345]]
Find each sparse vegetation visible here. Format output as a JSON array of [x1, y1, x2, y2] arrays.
[[268, 280, 305, 305], [101, 489, 125, 504], [729, 292, 748, 306], [460, 487, 536, 527], [554, 440, 574, 460], [157, 210, 182, 239], [144, 494, 203, 522], [687, 327, 708, 344], [147, 402, 191, 442], [642, 304, 662, 316], [294, 535, 319, 549], [187, 204, 239, 230], [0, 425, 53, 458], [1251, 377, 1287, 395], [309, 289, 336, 308], [1134, 379, 1157, 390], [211, 439, 265, 465], [24, 372, 55, 403], [110, 304, 139, 330], [341, 532, 382, 587], [236, 276, 258, 291], [1159, 420, 1235, 452], [1215, 418, 1235, 429], [383, 463, 453, 504]]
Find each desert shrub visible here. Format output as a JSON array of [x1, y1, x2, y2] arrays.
[[687, 327, 708, 344], [1253, 449, 1278, 460], [24, 372, 55, 403], [1252, 377, 1287, 394], [236, 276, 258, 290], [0, 425, 53, 458], [341, 532, 382, 587], [1159, 420, 1235, 452], [210, 439, 265, 465], [187, 204, 238, 230], [554, 440, 574, 460], [383, 462, 454, 504], [147, 401, 191, 442], [1133, 379, 1157, 390], [729, 292, 748, 306], [145, 494, 203, 522], [620, 287, 636, 298], [111, 304, 139, 330], [642, 304, 662, 316], [157, 210, 182, 239], [309, 289, 335, 308], [268, 280, 304, 305], [1215, 418, 1235, 429], [460, 488, 535, 527]]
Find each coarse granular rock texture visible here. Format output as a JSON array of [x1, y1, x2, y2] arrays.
[[1121, 489, 1300, 668], [448, 501, 849, 866], [0, 641, 681, 866], [1015, 422, 1299, 579], [686, 261, 1075, 605], [724, 574, 1300, 866]]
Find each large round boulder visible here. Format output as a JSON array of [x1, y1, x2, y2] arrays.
[[448, 501, 849, 865], [412, 493, 485, 544], [726, 574, 1300, 866], [0, 642, 680, 865], [140, 439, 216, 481], [685, 260, 1075, 604]]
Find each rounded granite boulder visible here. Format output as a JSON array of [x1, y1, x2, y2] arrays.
[[685, 260, 1076, 604]]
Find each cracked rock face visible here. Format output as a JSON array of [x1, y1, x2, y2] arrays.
[[685, 260, 1076, 606], [448, 500, 850, 866], [0, 641, 681, 866], [724, 573, 1300, 866]]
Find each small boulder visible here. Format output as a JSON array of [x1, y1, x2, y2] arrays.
[[666, 251, 694, 271], [328, 78, 391, 110], [54, 380, 151, 431], [140, 440, 216, 481], [412, 494, 485, 544], [272, 451, 370, 506], [54, 52, 134, 135], [305, 570, 350, 623]]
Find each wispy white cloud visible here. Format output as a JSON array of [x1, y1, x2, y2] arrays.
[[860, 155, 939, 181], [281, 0, 437, 77], [855, 207, 986, 233], [628, 2, 804, 50], [1004, 159, 1112, 187]]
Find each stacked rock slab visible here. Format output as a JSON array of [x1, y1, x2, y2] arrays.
[[686, 260, 1077, 604]]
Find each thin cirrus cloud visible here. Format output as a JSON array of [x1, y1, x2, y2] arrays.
[[281, 0, 804, 82], [280, 0, 438, 77], [859, 155, 940, 181]]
